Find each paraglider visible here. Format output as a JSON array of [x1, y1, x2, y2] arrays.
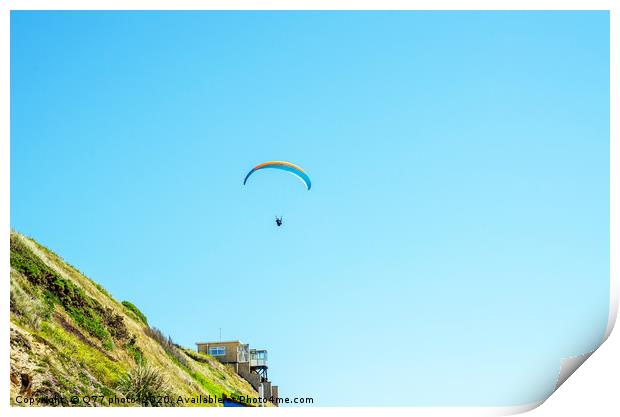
[[243, 160, 311, 227], [243, 161, 311, 190]]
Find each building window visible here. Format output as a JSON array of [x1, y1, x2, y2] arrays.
[[209, 346, 226, 356], [251, 350, 267, 360]]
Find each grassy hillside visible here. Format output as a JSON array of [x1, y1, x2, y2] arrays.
[[10, 230, 266, 407]]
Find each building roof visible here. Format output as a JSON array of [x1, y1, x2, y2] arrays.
[[195, 340, 242, 345]]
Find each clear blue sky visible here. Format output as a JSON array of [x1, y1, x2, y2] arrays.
[[11, 11, 609, 406]]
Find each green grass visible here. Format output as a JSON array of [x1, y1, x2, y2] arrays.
[[187, 369, 227, 399], [94, 282, 113, 299], [10, 271, 51, 328], [31, 236, 115, 301], [11, 234, 127, 348], [39, 322, 125, 387]]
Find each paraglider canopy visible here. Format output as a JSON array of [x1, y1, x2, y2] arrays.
[[243, 161, 311, 190]]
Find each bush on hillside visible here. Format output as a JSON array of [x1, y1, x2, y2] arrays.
[[122, 301, 148, 325], [144, 326, 189, 368], [117, 364, 174, 406]]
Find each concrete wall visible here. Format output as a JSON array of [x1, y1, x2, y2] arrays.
[[262, 381, 272, 399], [237, 365, 262, 391], [237, 361, 250, 375], [271, 386, 279, 407]]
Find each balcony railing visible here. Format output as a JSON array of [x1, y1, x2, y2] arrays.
[[250, 358, 268, 367]]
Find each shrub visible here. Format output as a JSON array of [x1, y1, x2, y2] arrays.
[[144, 327, 189, 368], [117, 364, 174, 406], [122, 301, 148, 325], [125, 335, 145, 366]]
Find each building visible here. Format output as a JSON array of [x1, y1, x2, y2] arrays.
[[250, 348, 268, 380], [196, 340, 278, 405], [195, 340, 249, 371]]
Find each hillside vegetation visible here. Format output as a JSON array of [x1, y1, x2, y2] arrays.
[[10, 230, 265, 407]]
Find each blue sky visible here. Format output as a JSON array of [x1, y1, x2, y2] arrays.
[[11, 11, 609, 406]]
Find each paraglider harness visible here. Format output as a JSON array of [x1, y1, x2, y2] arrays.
[[275, 216, 283, 227]]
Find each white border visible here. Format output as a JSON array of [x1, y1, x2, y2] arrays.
[[0, 0, 617, 10], [607, 0, 618, 342], [1, 1, 617, 416]]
